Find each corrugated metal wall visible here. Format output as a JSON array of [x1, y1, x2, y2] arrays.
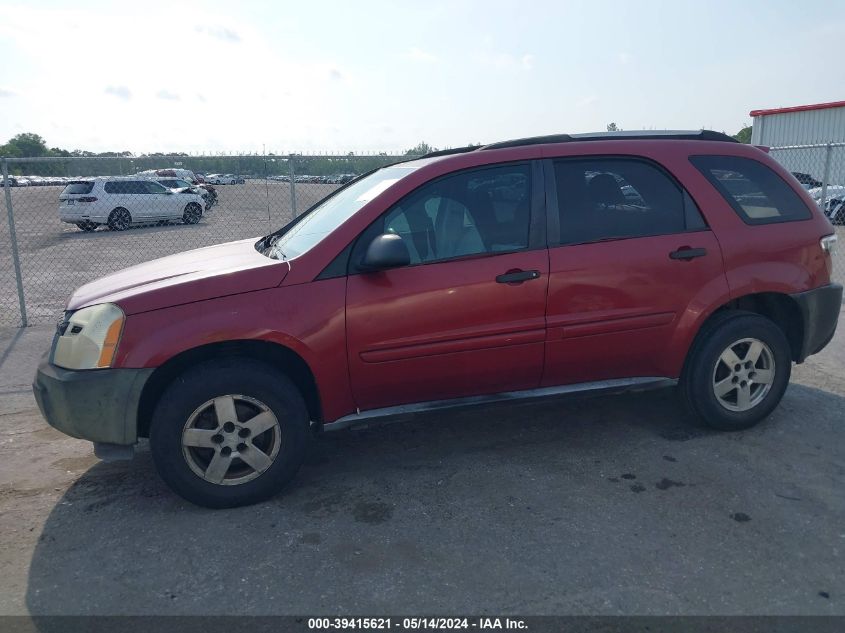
[[751, 106, 845, 146]]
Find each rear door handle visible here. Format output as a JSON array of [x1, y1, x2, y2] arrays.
[[496, 269, 541, 284], [669, 247, 707, 261]]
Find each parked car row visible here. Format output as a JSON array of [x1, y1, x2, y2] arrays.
[[3, 175, 88, 187], [268, 173, 357, 184], [785, 172, 845, 224], [808, 185, 845, 224], [203, 173, 245, 185], [58, 176, 208, 232]]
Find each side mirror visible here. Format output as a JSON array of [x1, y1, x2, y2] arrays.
[[360, 233, 410, 271]]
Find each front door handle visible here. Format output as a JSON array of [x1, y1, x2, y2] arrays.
[[669, 247, 707, 261], [496, 269, 541, 284]]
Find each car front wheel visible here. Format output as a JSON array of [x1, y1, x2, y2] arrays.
[[149, 359, 310, 508], [681, 310, 791, 431], [182, 202, 202, 224]]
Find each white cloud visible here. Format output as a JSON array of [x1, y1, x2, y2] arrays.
[[475, 51, 535, 71], [618, 52, 632, 65], [104, 85, 131, 100], [194, 25, 241, 43], [407, 47, 438, 63], [0, 4, 352, 152], [0, 87, 17, 97], [576, 95, 599, 108]]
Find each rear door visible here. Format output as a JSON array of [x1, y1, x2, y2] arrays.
[[345, 161, 549, 411], [542, 156, 729, 386]]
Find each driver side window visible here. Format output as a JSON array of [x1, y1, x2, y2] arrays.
[[377, 163, 531, 266]]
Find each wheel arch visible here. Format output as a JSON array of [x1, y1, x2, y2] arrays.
[[136, 339, 322, 438], [686, 292, 804, 368]]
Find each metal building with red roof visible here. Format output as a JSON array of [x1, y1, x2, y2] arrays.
[[750, 100, 845, 146]]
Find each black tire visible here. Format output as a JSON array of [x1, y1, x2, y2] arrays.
[[107, 207, 131, 231], [680, 310, 792, 431], [149, 359, 310, 508], [832, 201, 845, 225], [182, 202, 202, 225], [76, 221, 97, 232]]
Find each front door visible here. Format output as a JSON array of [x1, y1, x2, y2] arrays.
[[542, 156, 729, 386], [345, 162, 549, 411]]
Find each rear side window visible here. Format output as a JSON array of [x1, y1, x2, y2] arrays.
[[104, 181, 158, 194], [552, 157, 704, 246], [105, 181, 142, 194], [61, 182, 94, 195], [690, 155, 812, 224]]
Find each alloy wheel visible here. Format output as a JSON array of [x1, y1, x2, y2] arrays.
[[711, 337, 776, 412], [181, 394, 281, 485], [109, 208, 131, 231]]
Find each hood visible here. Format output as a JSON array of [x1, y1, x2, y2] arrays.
[[67, 237, 288, 315]]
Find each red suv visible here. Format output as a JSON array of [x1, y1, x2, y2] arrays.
[[33, 131, 841, 508]]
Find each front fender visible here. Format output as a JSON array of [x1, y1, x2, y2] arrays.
[[114, 278, 354, 421]]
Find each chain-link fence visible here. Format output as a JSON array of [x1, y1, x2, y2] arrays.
[[768, 142, 844, 283], [2, 147, 843, 328], [0, 153, 412, 326]]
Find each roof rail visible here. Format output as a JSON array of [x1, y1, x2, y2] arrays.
[[420, 146, 480, 159], [481, 130, 737, 151]]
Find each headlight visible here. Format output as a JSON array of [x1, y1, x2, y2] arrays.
[[52, 303, 125, 370]]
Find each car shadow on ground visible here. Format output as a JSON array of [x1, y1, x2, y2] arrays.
[[55, 221, 196, 238], [24, 384, 845, 617]]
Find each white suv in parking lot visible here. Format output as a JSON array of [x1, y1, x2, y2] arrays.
[[58, 177, 206, 231]]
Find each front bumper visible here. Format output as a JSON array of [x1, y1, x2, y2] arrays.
[[32, 357, 153, 446], [791, 283, 843, 362]]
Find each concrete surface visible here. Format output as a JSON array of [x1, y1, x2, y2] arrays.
[[0, 318, 843, 616]]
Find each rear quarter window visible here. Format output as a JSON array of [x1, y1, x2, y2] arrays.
[[104, 181, 146, 194], [690, 155, 812, 224], [61, 182, 94, 195]]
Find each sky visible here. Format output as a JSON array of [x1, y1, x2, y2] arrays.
[[1, 0, 844, 154]]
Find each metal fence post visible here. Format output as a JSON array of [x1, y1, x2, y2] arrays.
[[2, 158, 28, 327], [289, 155, 297, 218], [820, 143, 833, 213]]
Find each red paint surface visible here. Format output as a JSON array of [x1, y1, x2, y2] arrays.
[[72, 138, 834, 423]]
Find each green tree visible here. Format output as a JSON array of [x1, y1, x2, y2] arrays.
[[1, 132, 50, 157], [405, 142, 436, 156], [606, 122, 621, 132], [732, 125, 752, 144]]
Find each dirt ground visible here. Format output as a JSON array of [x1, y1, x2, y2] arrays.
[[0, 314, 843, 616]]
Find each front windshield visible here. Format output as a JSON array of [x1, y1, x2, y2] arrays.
[[266, 165, 415, 260]]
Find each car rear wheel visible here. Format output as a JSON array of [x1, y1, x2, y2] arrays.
[[182, 202, 202, 225], [680, 310, 791, 431], [149, 359, 310, 508], [107, 207, 131, 231]]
